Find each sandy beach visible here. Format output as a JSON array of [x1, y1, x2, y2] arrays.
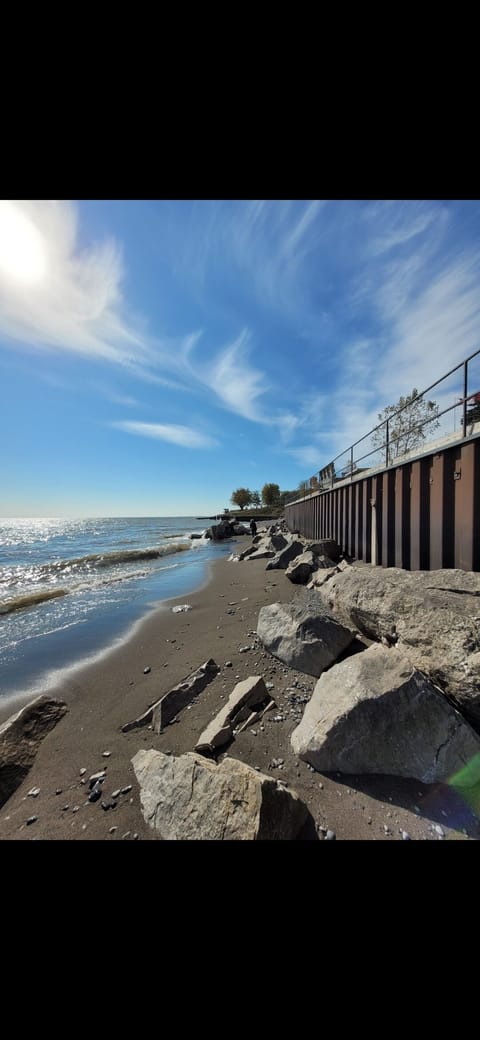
[[1, 542, 478, 841]]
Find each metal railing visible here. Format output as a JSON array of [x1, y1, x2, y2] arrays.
[[306, 348, 480, 492]]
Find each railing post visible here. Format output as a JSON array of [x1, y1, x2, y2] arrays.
[[350, 445, 354, 480], [463, 359, 468, 437], [385, 419, 389, 466]]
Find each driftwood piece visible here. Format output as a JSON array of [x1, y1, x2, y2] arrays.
[[122, 659, 219, 734]]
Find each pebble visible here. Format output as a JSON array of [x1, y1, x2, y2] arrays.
[[109, 826, 117, 834], [89, 771, 106, 788], [133, 833, 139, 840], [325, 829, 336, 841], [120, 785, 133, 795], [102, 751, 111, 758], [266, 682, 274, 690], [88, 783, 103, 803], [55, 788, 63, 795], [72, 806, 80, 813], [239, 646, 250, 653], [225, 661, 232, 667], [122, 831, 132, 840], [79, 768, 87, 776], [251, 730, 257, 736], [401, 831, 411, 840], [143, 666, 151, 674], [26, 816, 37, 825], [434, 824, 445, 838], [101, 800, 117, 811], [111, 789, 121, 799], [318, 782, 323, 789], [62, 805, 70, 811], [27, 787, 40, 798]]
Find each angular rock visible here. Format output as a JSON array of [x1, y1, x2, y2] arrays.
[[291, 644, 480, 785], [265, 540, 305, 570], [132, 750, 310, 840], [246, 547, 276, 561], [257, 590, 355, 676], [285, 550, 315, 584], [195, 676, 269, 752], [307, 539, 341, 561], [307, 567, 338, 590], [122, 659, 219, 733], [0, 696, 67, 809], [316, 566, 480, 726]]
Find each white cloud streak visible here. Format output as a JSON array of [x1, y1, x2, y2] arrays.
[[111, 421, 218, 449]]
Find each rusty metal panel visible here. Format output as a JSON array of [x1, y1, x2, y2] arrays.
[[382, 470, 395, 567], [394, 465, 410, 569], [410, 459, 430, 570], [429, 453, 445, 570], [349, 485, 356, 557], [361, 477, 371, 562], [453, 441, 480, 570]]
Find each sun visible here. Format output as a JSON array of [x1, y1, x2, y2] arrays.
[[0, 201, 47, 284]]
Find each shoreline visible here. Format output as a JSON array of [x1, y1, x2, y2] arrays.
[[0, 546, 224, 724], [1, 546, 479, 840]]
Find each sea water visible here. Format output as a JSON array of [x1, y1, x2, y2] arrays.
[[0, 516, 234, 707]]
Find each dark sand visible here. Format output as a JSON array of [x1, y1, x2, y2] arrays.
[[1, 544, 478, 841]]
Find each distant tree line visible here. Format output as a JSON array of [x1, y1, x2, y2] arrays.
[[230, 482, 315, 510]]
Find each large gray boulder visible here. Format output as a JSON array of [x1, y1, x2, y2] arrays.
[[265, 540, 305, 570], [291, 644, 480, 786], [0, 696, 68, 808], [307, 539, 341, 561], [132, 750, 310, 840], [257, 590, 356, 676], [285, 550, 315, 584], [316, 566, 480, 726]]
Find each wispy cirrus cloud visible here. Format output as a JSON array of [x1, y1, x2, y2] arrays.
[[0, 200, 156, 367], [111, 421, 218, 449]]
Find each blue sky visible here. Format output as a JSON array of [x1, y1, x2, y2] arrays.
[[1, 198, 480, 516]]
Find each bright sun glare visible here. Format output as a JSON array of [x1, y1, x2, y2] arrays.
[[0, 201, 47, 284]]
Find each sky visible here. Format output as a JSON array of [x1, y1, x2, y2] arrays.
[[1, 198, 480, 517]]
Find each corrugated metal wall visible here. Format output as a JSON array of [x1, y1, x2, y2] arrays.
[[285, 437, 480, 571]]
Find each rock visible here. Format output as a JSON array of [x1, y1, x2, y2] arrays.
[[26, 816, 37, 826], [265, 540, 305, 570], [172, 604, 192, 613], [0, 695, 67, 809], [291, 644, 480, 785], [401, 831, 411, 840], [122, 659, 220, 734], [307, 539, 341, 561], [111, 789, 121, 799], [132, 750, 310, 840], [88, 782, 103, 803], [307, 567, 338, 590], [246, 548, 276, 561], [316, 565, 480, 726], [285, 551, 316, 584], [143, 667, 151, 674], [102, 751, 111, 758], [195, 676, 269, 752], [325, 829, 336, 840], [120, 785, 132, 795], [257, 591, 355, 676], [79, 768, 87, 776], [88, 771, 106, 788], [27, 787, 40, 798]]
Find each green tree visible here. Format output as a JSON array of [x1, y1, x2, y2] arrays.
[[262, 482, 280, 506], [231, 487, 252, 510], [250, 490, 261, 508], [372, 388, 440, 465]]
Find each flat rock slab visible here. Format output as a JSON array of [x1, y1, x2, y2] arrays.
[[257, 590, 355, 676], [132, 750, 310, 840], [195, 676, 269, 752], [122, 659, 219, 734], [291, 643, 480, 785], [0, 696, 68, 808]]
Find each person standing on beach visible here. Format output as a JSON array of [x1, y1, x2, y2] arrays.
[[250, 519, 257, 538]]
